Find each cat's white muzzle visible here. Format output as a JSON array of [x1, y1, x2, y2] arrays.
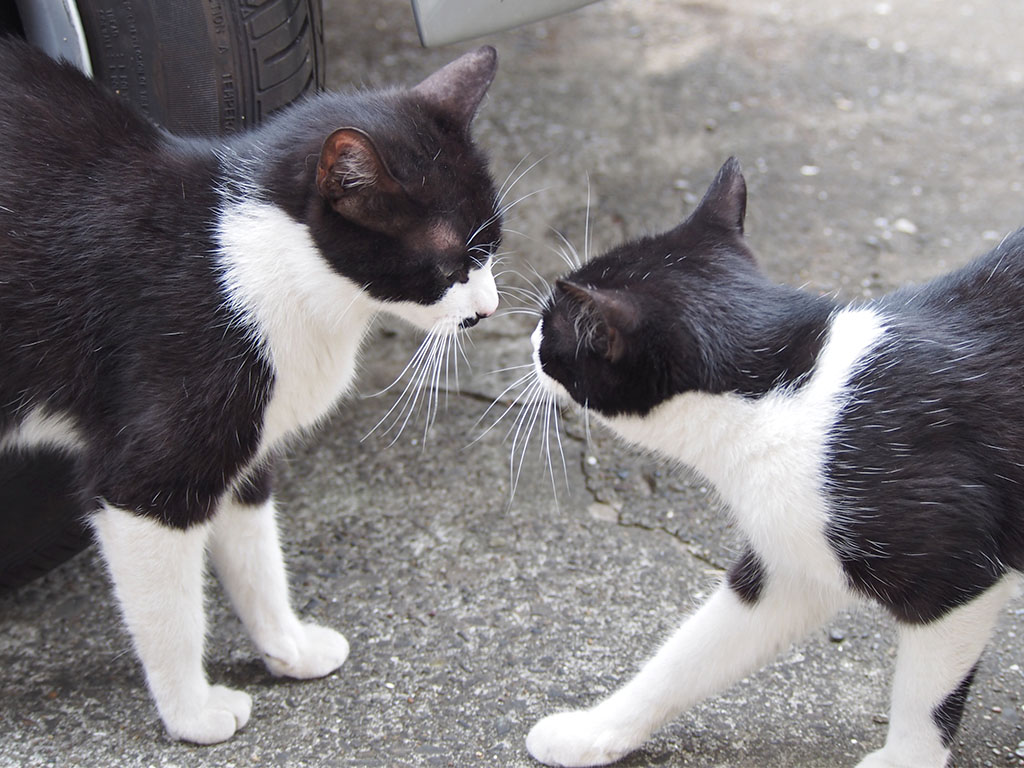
[[388, 260, 498, 333]]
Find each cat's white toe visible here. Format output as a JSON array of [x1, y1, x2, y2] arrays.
[[526, 710, 635, 767], [262, 622, 350, 679], [162, 685, 252, 745]]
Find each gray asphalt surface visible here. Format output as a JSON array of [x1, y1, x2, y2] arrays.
[[4, 1, 1024, 766]]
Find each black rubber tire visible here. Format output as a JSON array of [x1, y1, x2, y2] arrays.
[[77, 0, 325, 136], [0, 451, 91, 590], [0, 0, 325, 589]]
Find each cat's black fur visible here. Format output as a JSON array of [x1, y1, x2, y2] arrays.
[[539, 158, 1024, 626], [532, 159, 1024, 758], [0, 37, 500, 529], [827, 235, 1024, 623], [541, 161, 836, 417]]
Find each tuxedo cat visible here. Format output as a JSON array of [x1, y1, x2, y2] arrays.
[[0, 38, 501, 744], [524, 158, 1023, 767]]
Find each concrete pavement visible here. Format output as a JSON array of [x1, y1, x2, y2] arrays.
[[3, 1, 1024, 765]]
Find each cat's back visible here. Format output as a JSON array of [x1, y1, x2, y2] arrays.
[[0, 36, 161, 166], [886, 228, 1024, 334]]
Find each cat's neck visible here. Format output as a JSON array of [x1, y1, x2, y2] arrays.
[[215, 190, 377, 450], [699, 281, 839, 397], [602, 306, 887, 568]]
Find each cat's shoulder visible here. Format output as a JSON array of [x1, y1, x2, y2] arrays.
[[880, 227, 1024, 321]]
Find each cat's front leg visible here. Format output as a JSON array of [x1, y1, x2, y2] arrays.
[[856, 577, 1016, 768], [208, 481, 349, 680], [527, 555, 845, 767], [92, 505, 251, 744]]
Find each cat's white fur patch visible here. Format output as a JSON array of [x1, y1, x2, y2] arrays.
[[216, 201, 378, 449], [216, 200, 498, 453], [535, 307, 887, 587], [0, 407, 85, 454]]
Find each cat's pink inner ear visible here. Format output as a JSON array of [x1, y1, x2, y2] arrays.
[[557, 279, 639, 362], [316, 127, 399, 200], [412, 46, 498, 128]]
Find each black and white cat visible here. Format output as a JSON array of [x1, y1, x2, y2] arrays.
[[0, 39, 501, 743], [524, 158, 1023, 767]]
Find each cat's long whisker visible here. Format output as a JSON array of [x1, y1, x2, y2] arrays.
[[453, 323, 472, 372], [423, 328, 448, 443], [471, 367, 539, 436], [495, 154, 547, 213], [502, 225, 583, 274], [584, 175, 593, 264], [549, 390, 571, 489], [366, 322, 459, 447], [394, 328, 446, 446], [510, 378, 546, 497], [498, 267, 551, 308], [496, 308, 542, 319], [506, 379, 539, 492], [525, 263, 554, 299], [364, 328, 438, 441], [540, 387, 557, 496], [496, 187, 549, 221], [550, 228, 583, 271], [494, 154, 532, 208], [485, 362, 534, 376], [363, 329, 435, 398]]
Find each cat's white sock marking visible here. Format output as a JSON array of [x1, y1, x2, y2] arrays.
[[91, 505, 251, 745], [856, 577, 1017, 768], [208, 496, 349, 678], [527, 578, 848, 767]]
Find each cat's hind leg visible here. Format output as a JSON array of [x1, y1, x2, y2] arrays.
[[856, 576, 1016, 768], [91, 505, 251, 744], [527, 552, 847, 767], [208, 475, 349, 680]]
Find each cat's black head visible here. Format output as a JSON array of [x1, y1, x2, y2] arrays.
[[264, 47, 502, 331], [534, 159, 830, 417]]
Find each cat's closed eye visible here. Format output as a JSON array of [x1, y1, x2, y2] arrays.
[[442, 263, 470, 284]]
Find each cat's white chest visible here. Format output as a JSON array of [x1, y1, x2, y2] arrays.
[[258, 311, 371, 447], [215, 200, 375, 450]]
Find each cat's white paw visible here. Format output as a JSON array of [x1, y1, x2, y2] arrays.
[[262, 622, 350, 679], [162, 684, 252, 745], [526, 710, 637, 767]]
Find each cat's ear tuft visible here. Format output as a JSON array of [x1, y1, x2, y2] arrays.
[[690, 157, 747, 235], [316, 127, 401, 203], [412, 46, 498, 128], [557, 279, 638, 363]]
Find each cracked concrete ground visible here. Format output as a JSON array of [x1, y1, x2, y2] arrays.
[[3, 0, 1024, 766]]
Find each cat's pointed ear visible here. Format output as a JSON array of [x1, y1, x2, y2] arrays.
[[316, 127, 401, 204], [557, 279, 638, 363], [690, 157, 747, 235], [412, 46, 498, 128]]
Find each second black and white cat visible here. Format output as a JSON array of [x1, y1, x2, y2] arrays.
[[0, 39, 501, 743], [526, 159, 1023, 767]]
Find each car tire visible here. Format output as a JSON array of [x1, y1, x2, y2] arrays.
[[77, 0, 325, 136], [0, 0, 324, 589]]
